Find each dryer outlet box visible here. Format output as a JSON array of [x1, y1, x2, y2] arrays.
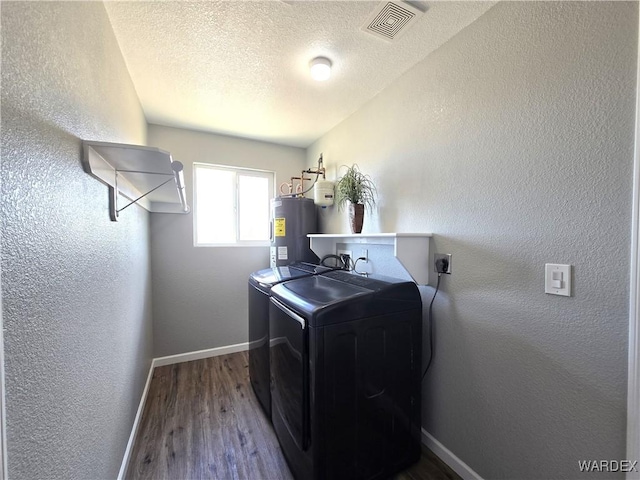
[[338, 249, 352, 270]]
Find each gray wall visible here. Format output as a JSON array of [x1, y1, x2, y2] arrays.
[[147, 125, 306, 357], [1, 3, 152, 479], [308, 2, 637, 479]]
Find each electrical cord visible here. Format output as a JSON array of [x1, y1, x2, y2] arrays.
[[353, 257, 368, 276], [320, 254, 346, 269], [421, 272, 442, 381], [325, 254, 369, 274]]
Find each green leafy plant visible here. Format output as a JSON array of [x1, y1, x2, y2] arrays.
[[335, 164, 377, 211]]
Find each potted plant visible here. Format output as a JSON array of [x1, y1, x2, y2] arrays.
[[335, 164, 377, 234]]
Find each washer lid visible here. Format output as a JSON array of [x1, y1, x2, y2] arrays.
[[270, 273, 421, 327], [249, 262, 331, 290]]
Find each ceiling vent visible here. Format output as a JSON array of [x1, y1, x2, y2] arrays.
[[361, 1, 423, 42]]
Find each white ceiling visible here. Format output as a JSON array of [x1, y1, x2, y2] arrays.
[[104, 1, 496, 148]]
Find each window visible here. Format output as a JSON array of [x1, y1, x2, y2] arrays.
[[194, 163, 274, 246]]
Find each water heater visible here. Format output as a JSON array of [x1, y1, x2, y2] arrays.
[[270, 197, 318, 267], [313, 180, 334, 207]]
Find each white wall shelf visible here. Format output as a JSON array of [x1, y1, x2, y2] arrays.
[[82, 141, 189, 221], [308, 233, 432, 284]]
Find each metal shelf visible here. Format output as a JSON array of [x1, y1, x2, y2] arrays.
[[82, 141, 189, 221], [308, 233, 432, 284]]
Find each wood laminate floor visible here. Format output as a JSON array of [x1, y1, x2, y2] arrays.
[[125, 352, 460, 480]]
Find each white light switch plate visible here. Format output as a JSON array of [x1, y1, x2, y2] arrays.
[[545, 263, 572, 296]]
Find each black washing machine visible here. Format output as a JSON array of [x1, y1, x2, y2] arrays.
[[269, 270, 422, 480], [248, 262, 332, 418]]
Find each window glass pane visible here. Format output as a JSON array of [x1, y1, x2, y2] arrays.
[[195, 167, 236, 244], [238, 175, 270, 241]]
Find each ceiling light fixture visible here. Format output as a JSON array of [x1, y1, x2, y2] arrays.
[[309, 57, 332, 81]]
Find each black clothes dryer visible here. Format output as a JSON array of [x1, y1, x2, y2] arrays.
[[248, 262, 331, 418], [269, 270, 423, 480]]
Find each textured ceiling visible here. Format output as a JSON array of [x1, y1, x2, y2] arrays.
[[104, 1, 496, 148]]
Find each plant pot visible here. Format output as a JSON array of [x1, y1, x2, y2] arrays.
[[349, 203, 365, 234]]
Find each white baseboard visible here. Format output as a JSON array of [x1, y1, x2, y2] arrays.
[[153, 342, 250, 367], [117, 361, 155, 480], [118, 342, 250, 477], [421, 428, 483, 480]]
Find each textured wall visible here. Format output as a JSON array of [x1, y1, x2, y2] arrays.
[[1, 2, 152, 479], [147, 125, 306, 357], [308, 2, 637, 478]]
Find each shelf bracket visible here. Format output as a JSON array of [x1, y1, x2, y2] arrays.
[[83, 141, 190, 220], [109, 162, 188, 221], [109, 185, 118, 222]]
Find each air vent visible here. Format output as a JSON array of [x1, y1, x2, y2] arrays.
[[361, 1, 422, 42]]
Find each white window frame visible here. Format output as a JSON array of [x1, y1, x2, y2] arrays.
[[193, 163, 275, 247]]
